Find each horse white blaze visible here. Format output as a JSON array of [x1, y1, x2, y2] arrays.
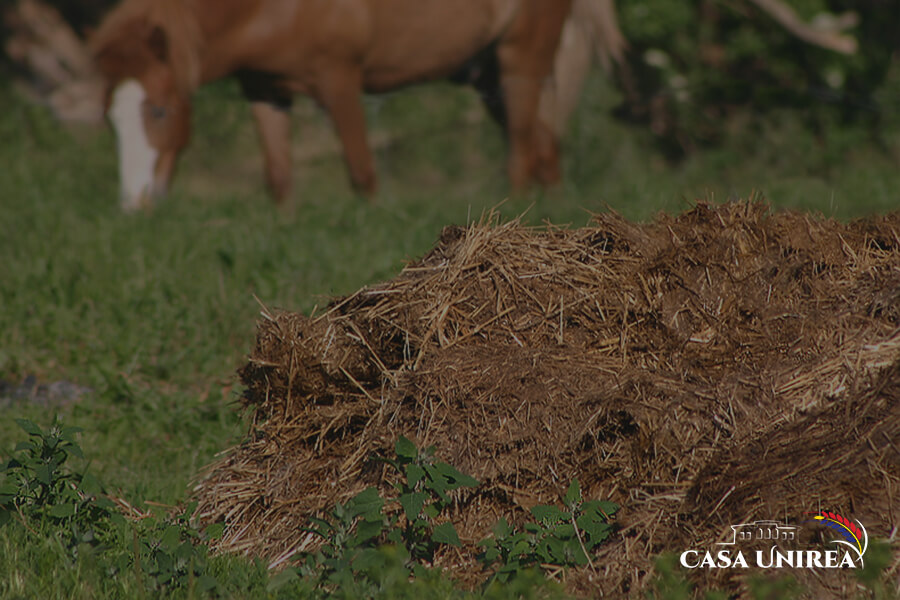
[[109, 80, 158, 211]]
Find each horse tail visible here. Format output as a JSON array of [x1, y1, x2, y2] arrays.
[[576, 0, 627, 72], [538, 0, 626, 139]]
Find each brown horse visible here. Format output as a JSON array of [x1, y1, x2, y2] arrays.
[[90, 0, 621, 211]]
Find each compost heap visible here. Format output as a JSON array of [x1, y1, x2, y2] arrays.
[[194, 202, 900, 597]]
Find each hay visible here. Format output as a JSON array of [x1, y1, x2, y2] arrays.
[[193, 202, 900, 597]]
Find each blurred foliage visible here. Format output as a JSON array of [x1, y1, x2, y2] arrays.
[[616, 0, 899, 154]]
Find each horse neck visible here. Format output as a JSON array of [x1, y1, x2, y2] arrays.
[[154, 1, 206, 92]]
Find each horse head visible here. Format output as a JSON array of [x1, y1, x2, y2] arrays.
[[93, 20, 191, 212]]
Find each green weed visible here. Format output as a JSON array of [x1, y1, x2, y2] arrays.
[[478, 479, 618, 583]]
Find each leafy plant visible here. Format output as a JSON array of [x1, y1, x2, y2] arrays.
[[380, 436, 479, 562], [0, 418, 226, 596], [285, 436, 480, 594], [291, 486, 392, 589], [478, 479, 618, 583], [127, 503, 224, 595], [0, 418, 119, 555]]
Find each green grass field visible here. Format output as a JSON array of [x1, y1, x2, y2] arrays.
[[1, 69, 898, 599]]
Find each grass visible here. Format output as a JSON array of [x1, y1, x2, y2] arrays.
[[0, 67, 898, 598]]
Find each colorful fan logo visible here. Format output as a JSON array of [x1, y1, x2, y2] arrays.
[[813, 511, 868, 566]]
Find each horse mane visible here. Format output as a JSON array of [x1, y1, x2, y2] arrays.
[[90, 0, 205, 92]]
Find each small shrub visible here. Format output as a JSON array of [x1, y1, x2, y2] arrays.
[[0, 419, 225, 596], [124, 503, 224, 595], [477, 479, 618, 583], [0, 418, 119, 556], [285, 438, 620, 595], [285, 436, 480, 594]]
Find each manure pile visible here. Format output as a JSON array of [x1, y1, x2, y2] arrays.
[[194, 202, 900, 597]]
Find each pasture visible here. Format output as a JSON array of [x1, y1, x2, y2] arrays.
[[1, 65, 899, 599]]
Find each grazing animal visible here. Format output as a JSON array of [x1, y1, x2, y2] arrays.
[[91, 0, 622, 211]]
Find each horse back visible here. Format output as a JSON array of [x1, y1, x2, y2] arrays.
[[359, 0, 519, 89], [204, 0, 524, 91]]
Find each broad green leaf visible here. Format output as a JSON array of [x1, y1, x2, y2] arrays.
[[174, 540, 194, 562], [354, 517, 384, 543], [394, 436, 417, 460], [530, 504, 565, 524], [511, 538, 531, 556], [564, 478, 581, 507], [35, 464, 52, 486], [543, 537, 566, 562], [155, 551, 173, 574], [0, 508, 11, 526], [493, 517, 511, 537], [79, 472, 102, 496], [583, 499, 618, 517], [422, 464, 450, 502], [596, 500, 619, 517], [431, 521, 461, 546], [204, 522, 225, 541], [435, 462, 479, 488], [405, 463, 426, 488], [348, 486, 383, 519], [570, 540, 589, 565], [160, 524, 182, 549], [386, 528, 403, 545], [399, 491, 429, 520], [15, 419, 42, 437], [577, 513, 612, 543]]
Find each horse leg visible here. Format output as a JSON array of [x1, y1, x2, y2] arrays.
[[535, 119, 561, 185], [495, 60, 540, 189], [315, 66, 376, 197], [251, 102, 293, 202], [239, 72, 293, 203], [497, 1, 571, 189]]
